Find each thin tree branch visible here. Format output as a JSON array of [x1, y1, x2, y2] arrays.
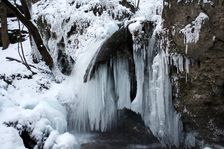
[[6, 57, 52, 74], [2, 0, 54, 70]]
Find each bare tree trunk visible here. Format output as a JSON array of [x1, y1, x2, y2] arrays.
[[0, 3, 9, 49], [1, 0, 54, 70], [20, 0, 31, 20]]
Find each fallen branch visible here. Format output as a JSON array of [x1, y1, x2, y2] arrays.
[[5, 57, 52, 74]]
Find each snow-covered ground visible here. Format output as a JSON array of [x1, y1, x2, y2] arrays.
[[0, 18, 77, 148]]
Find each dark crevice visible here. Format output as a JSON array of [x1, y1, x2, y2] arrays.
[[4, 122, 37, 149], [57, 38, 75, 75], [20, 129, 37, 149]]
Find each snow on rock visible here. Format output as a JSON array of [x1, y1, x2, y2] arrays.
[[135, 0, 163, 22], [203, 0, 213, 4], [0, 36, 75, 148], [127, 17, 146, 40], [0, 125, 25, 149], [0, 88, 76, 148], [32, 0, 131, 62], [180, 12, 209, 53], [0, 94, 68, 143], [52, 132, 78, 149], [180, 12, 209, 44], [128, 17, 146, 33], [44, 130, 60, 149], [44, 131, 78, 149], [32, 99, 67, 134]]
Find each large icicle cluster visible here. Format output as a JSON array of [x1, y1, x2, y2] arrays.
[[128, 20, 182, 146], [59, 36, 133, 132], [58, 23, 182, 147], [169, 53, 191, 74], [139, 48, 182, 147]]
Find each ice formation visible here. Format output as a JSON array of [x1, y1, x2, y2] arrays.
[[60, 37, 133, 132], [130, 29, 182, 146], [180, 12, 209, 53], [32, 0, 182, 147], [58, 25, 182, 147], [169, 53, 191, 74]]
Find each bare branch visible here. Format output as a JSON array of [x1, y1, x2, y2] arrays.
[[2, 0, 54, 70], [6, 57, 52, 74]]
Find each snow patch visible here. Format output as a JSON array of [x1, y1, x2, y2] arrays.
[[0, 125, 25, 149], [53, 132, 78, 149]]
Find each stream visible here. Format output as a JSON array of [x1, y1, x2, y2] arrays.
[[73, 132, 163, 149]]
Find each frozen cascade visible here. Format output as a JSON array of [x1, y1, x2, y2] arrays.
[[61, 39, 116, 132], [143, 50, 182, 146], [71, 63, 117, 132], [131, 46, 145, 114], [131, 33, 182, 146], [62, 28, 182, 147], [113, 57, 131, 110], [62, 37, 132, 132]]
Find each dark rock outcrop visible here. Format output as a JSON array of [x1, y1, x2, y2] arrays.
[[117, 108, 159, 144], [163, 0, 224, 145]]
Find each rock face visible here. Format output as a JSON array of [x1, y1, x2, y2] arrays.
[[163, 0, 224, 145]]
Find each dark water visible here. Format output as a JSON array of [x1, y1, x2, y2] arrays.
[[73, 132, 164, 149]]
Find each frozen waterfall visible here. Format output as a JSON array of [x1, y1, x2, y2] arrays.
[[130, 30, 182, 146], [61, 28, 182, 147]]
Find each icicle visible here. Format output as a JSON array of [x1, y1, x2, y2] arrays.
[[145, 50, 182, 147], [178, 55, 184, 72], [185, 58, 190, 82], [130, 33, 182, 147], [185, 44, 188, 54], [69, 63, 118, 132], [185, 58, 190, 74], [113, 57, 131, 109], [131, 45, 145, 114]]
